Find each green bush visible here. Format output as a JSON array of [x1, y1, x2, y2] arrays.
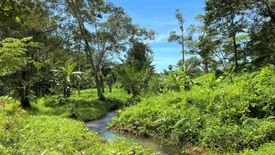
[[245, 65, 275, 118], [0, 96, 20, 114], [42, 95, 66, 107], [15, 115, 99, 154], [169, 107, 203, 146], [146, 74, 164, 95], [109, 65, 275, 153]]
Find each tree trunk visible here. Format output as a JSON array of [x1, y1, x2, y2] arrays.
[[182, 49, 185, 67], [20, 85, 31, 109], [95, 75, 105, 100], [39, 85, 42, 97], [77, 82, 81, 96], [108, 84, 112, 93], [69, 3, 105, 101], [20, 71, 31, 109], [233, 35, 238, 67], [67, 87, 71, 97], [63, 82, 70, 98], [77, 55, 81, 97], [229, 5, 238, 68], [64, 82, 67, 98], [181, 29, 185, 66], [204, 58, 209, 73], [63, 87, 67, 99], [100, 76, 105, 93]]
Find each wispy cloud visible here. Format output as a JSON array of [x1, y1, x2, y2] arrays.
[[149, 29, 177, 44], [148, 33, 170, 44]]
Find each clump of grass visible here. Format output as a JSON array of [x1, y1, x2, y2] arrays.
[[240, 142, 275, 155]]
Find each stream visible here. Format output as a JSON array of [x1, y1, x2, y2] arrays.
[[86, 112, 182, 155]]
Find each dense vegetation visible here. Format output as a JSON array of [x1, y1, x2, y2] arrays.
[[110, 65, 275, 153], [0, 0, 274, 154]]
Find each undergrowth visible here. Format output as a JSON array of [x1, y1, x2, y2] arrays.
[[109, 65, 275, 153]]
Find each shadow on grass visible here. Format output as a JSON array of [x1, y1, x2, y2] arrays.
[[31, 96, 133, 122]]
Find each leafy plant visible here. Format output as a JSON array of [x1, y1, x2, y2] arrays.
[[109, 65, 275, 153], [52, 60, 83, 98]]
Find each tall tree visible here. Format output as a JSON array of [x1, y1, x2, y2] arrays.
[[245, 0, 275, 66], [0, 0, 22, 39], [186, 17, 210, 72], [0, 37, 41, 108], [205, 0, 247, 68], [115, 41, 154, 97], [168, 9, 185, 65], [52, 0, 154, 100], [0, 0, 69, 107]]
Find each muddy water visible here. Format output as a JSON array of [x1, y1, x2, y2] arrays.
[[86, 112, 183, 155]]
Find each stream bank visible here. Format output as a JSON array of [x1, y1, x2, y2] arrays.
[[86, 112, 183, 155]]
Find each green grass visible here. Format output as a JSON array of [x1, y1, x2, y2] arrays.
[[0, 109, 155, 155], [109, 65, 275, 153], [0, 88, 156, 155], [240, 142, 275, 155], [30, 88, 131, 121], [0, 88, 131, 122]]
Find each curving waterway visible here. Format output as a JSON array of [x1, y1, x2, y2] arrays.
[[86, 112, 183, 155]]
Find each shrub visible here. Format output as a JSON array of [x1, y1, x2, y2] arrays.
[[146, 74, 163, 95], [109, 65, 275, 153], [169, 107, 203, 146], [201, 124, 242, 151], [42, 95, 66, 107]]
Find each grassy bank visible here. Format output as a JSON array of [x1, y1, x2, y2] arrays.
[[109, 65, 275, 154], [3, 88, 131, 122], [0, 88, 156, 155], [36, 88, 132, 122], [0, 108, 155, 155]]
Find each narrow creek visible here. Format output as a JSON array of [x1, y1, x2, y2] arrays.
[[86, 112, 183, 155]]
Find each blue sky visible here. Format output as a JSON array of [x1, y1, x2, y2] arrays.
[[108, 0, 205, 71]]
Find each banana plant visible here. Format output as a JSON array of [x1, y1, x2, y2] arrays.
[[52, 60, 83, 98], [162, 63, 193, 92]]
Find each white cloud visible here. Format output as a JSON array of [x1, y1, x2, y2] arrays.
[[151, 33, 169, 43]]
